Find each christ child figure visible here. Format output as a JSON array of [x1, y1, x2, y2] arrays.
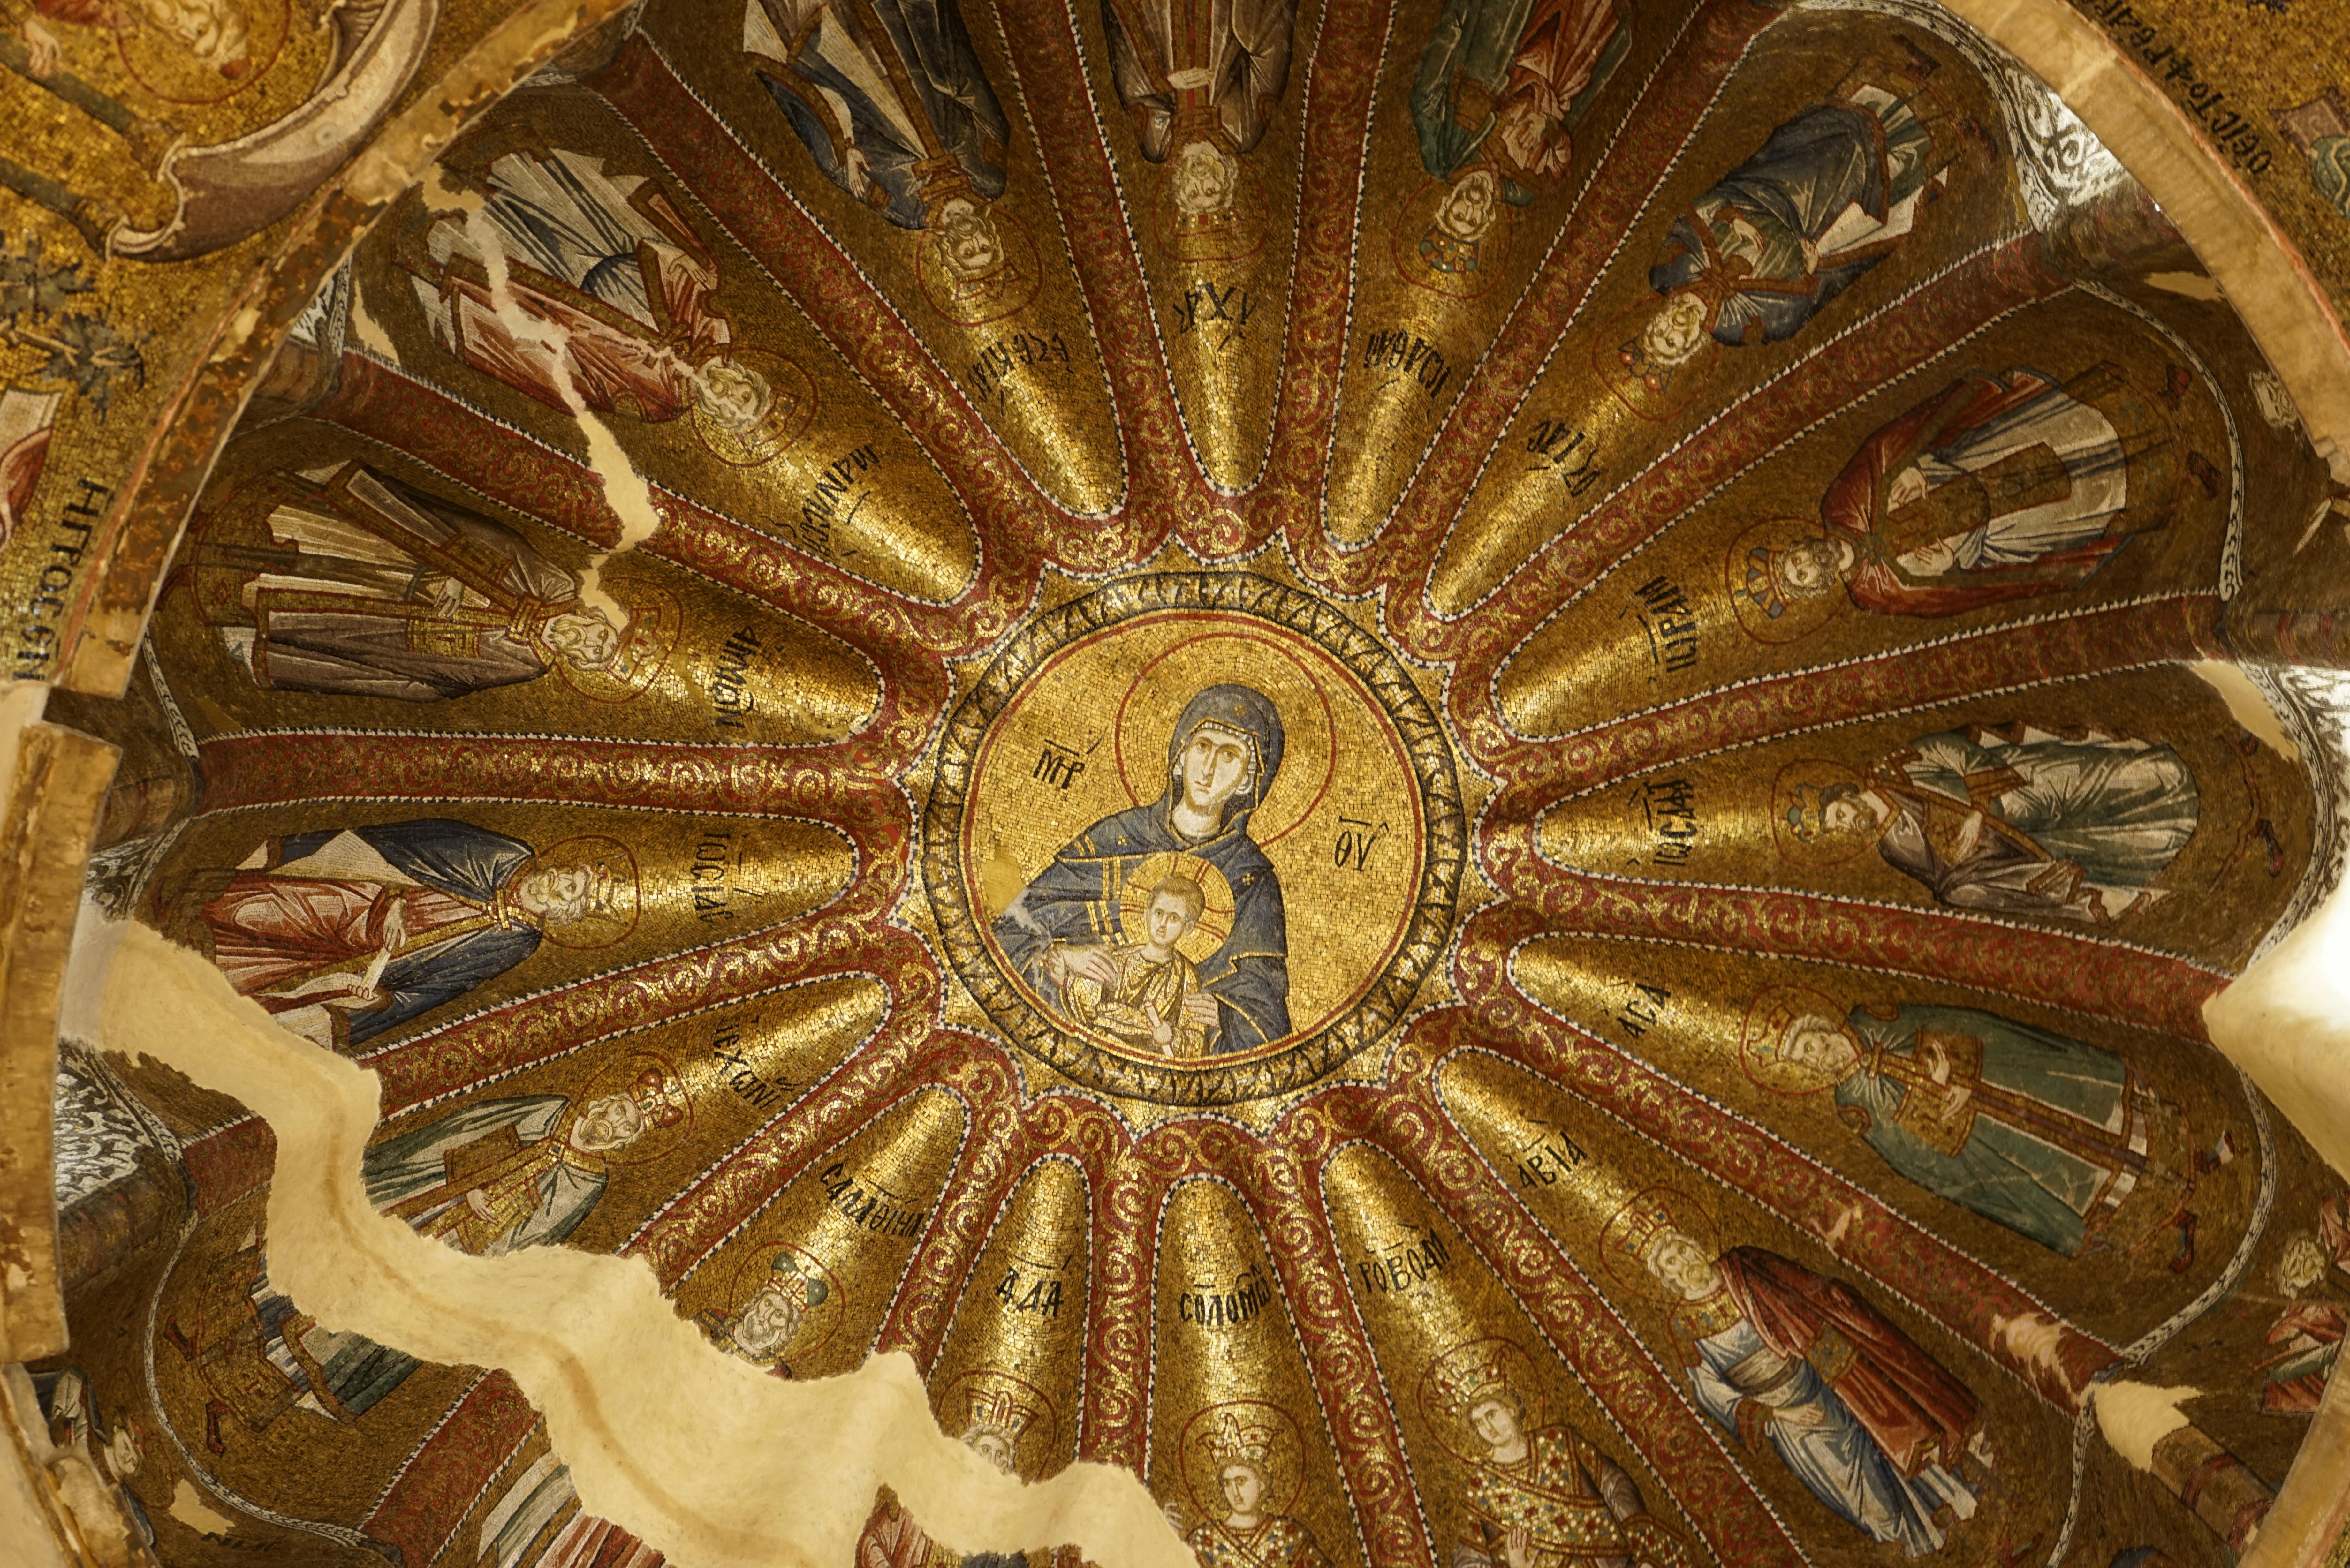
[[1053, 876, 1213, 1058]]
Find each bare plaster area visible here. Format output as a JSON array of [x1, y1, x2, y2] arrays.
[[61, 917, 1194, 1568]]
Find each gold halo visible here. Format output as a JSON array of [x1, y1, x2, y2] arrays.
[[1111, 631, 1336, 848], [1597, 1185, 1720, 1298], [1414, 1338, 1547, 1464], [530, 835, 641, 950], [548, 574, 682, 703], [1389, 176, 1517, 301], [1740, 984, 1852, 1097], [1769, 759, 1873, 870], [1724, 517, 1847, 647], [1115, 852, 1236, 966], [689, 349, 818, 467], [1176, 1400, 1302, 1523]]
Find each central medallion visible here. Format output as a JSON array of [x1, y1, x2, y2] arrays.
[[923, 575, 1466, 1104]]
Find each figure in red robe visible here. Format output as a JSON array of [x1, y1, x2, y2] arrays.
[[0, 386, 57, 548], [1628, 1211, 1985, 1557], [2258, 1197, 2349, 1415], [408, 149, 778, 436], [169, 818, 619, 1051], [1743, 363, 2180, 626]]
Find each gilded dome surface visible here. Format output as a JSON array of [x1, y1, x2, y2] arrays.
[[33, 0, 2350, 1564]]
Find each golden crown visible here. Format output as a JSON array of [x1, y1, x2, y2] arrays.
[[963, 1387, 1035, 1449], [1430, 1350, 1515, 1415], [584, 861, 619, 915], [1606, 1195, 1680, 1263], [631, 1064, 686, 1128], [1200, 1411, 1276, 1469]]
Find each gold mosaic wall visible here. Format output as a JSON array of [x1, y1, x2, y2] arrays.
[[9, 0, 2350, 1565]]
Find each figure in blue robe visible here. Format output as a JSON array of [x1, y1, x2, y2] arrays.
[[743, 0, 1010, 231], [233, 1088, 660, 1423], [1647, 75, 1950, 355], [993, 684, 1291, 1053], [1409, 0, 1626, 203], [1814, 725, 2201, 925]]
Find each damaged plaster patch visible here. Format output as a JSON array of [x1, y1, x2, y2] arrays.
[[2089, 1381, 2199, 1471], [167, 1480, 233, 1538], [70, 920, 1191, 1568], [417, 167, 664, 631]]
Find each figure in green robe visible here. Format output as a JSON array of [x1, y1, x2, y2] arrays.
[[1766, 1004, 2198, 1265]]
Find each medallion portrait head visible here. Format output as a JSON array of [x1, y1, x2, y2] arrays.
[[926, 575, 1463, 1105]]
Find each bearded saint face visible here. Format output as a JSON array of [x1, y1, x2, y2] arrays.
[[1778, 1015, 1861, 1079], [1818, 788, 1885, 838], [515, 862, 595, 925], [571, 1092, 648, 1153], [966, 1429, 1018, 1474], [1437, 170, 1498, 243], [2278, 1235, 2332, 1295], [1642, 1230, 1721, 1301], [692, 360, 775, 434], [937, 201, 1004, 280], [1772, 536, 1847, 600], [141, 0, 250, 72], [544, 610, 623, 671], [1172, 141, 1239, 216], [1640, 291, 1710, 368], [729, 1279, 808, 1359]]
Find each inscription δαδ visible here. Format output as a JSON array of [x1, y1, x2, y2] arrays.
[[992, 1254, 1067, 1318]]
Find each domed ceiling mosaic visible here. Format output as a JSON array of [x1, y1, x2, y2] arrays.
[[31, 0, 2350, 1564]]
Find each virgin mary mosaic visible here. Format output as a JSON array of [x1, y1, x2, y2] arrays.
[[925, 575, 1465, 1104]]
